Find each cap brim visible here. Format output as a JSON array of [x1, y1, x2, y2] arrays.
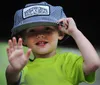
[[11, 22, 58, 36]]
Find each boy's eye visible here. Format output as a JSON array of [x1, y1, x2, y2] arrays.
[[26, 29, 35, 36], [45, 27, 52, 31], [29, 29, 35, 33]]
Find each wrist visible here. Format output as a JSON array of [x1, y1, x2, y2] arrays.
[[6, 64, 21, 84], [7, 64, 20, 74], [70, 29, 81, 38]]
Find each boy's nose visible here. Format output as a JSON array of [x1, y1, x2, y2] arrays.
[[36, 34, 45, 39]]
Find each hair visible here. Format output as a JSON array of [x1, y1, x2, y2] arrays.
[[11, 29, 26, 43]]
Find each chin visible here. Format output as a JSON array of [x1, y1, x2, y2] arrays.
[[32, 45, 56, 55], [33, 48, 53, 55], [36, 50, 51, 54]]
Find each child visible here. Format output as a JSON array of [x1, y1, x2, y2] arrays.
[[5, 1, 100, 85]]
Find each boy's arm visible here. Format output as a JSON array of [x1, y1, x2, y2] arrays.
[[6, 37, 31, 85], [6, 65, 21, 85], [59, 17, 100, 75], [71, 29, 100, 75]]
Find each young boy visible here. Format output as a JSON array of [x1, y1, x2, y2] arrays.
[[5, 1, 100, 85]]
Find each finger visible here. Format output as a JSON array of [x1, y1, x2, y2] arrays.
[[17, 38, 23, 49], [67, 18, 76, 27], [8, 39, 14, 53], [58, 19, 65, 26], [62, 19, 68, 28], [60, 26, 68, 33], [8, 39, 13, 48], [58, 21, 68, 31], [6, 47, 11, 58], [25, 48, 32, 59], [58, 19, 68, 29], [58, 25, 62, 30], [12, 37, 17, 49]]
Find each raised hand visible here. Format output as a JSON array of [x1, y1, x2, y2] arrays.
[[58, 17, 78, 35], [6, 37, 31, 73]]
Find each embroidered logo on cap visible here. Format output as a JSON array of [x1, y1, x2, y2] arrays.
[[23, 5, 50, 18]]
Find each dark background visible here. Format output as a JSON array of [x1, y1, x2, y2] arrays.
[[0, 0, 100, 47]]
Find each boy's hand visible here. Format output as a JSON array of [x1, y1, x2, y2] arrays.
[[6, 37, 31, 73], [58, 17, 78, 36]]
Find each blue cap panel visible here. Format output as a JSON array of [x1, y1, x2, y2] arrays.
[[12, 1, 67, 36]]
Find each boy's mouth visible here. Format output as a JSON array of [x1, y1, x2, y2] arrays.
[[36, 41, 48, 46]]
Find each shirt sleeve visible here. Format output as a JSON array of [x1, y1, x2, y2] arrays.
[[19, 66, 28, 85], [11, 72, 22, 85], [63, 52, 95, 85]]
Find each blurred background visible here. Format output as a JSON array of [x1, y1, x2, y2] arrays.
[[0, 0, 100, 85]]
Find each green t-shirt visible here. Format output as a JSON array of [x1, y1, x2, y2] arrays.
[[20, 52, 95, 85]]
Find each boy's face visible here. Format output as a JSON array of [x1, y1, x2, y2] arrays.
[[23, 26, 64, 55]]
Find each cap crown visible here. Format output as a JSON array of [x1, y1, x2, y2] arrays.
[[12, 1, 67, 36]]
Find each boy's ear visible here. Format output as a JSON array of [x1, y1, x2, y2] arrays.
[[58, 31, 65, 40]]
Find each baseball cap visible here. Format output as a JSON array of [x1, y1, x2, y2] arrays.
[[11, 1, 67, 36]]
